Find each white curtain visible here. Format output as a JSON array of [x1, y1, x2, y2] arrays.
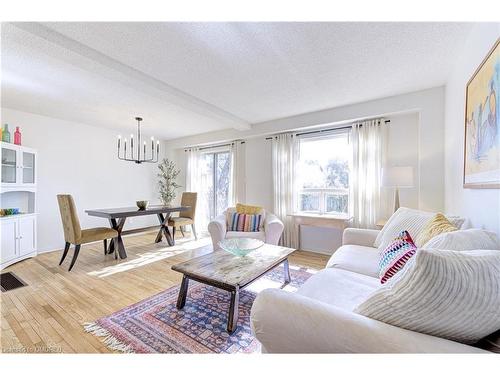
[[186, 147, 200, 192], [186, 147, 208, 232], [350, 119, 385, 228], [229, 141, 245, 206], [272, 133, 299, 248]]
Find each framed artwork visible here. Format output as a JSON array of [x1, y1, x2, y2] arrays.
[[464, 38, 500, 188]]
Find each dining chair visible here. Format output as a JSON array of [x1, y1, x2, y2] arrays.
[[168, 192, 198, 241], [57, 194, 118, 271]]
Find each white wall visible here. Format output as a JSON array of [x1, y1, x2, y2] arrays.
[[164, 148, 186, 207], [166, 90, 431, 253], [243, 138, 273, 211], [444, 24, 500, 235], [381, 112, 420, 218], [1, 108, 163, 252]]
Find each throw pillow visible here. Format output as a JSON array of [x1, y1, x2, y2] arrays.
[[374, 207, 465, 251], [236, 203, 264, 215], [231, 204, 266, 229], [228, 212, 262, 232], [378, 230, 417, 284], [423, 229, 500, 251], [355, 248, 500, 344], [415, 213, 457, 247]]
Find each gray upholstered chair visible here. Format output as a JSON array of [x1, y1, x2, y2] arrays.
[[168, 192, 198, 240], [57, 194, 118, 271]]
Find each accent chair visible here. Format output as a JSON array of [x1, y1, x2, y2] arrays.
[[208, 206, 284, 250]]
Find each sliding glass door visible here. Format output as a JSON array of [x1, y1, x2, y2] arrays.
[[200, 150, 232, 224]]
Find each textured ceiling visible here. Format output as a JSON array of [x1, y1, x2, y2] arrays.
[[1, 22, 473, 139]]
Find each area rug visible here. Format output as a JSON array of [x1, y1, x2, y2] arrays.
[[84, 264, 316, 353]]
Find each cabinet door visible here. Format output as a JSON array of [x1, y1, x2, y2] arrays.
[[1, 220, 18, 262], [1, 147, 18, 184], [21, 151, 36, 184], [19, 216, 36, 255]]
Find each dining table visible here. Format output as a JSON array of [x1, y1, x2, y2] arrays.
[[85, 204, 190, 259]]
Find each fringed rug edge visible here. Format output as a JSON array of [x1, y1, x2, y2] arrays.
[[84, 322, 135, 353]]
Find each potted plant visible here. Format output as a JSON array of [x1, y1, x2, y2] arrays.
[[157, 158, 181, 206]]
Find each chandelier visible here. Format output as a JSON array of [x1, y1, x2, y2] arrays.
[[117, 117, 159, 164]]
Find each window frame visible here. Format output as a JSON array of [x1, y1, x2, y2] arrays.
[[295, 130, 351, 217]]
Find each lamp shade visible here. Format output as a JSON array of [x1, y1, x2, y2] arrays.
[[382, 166, 414, 188]]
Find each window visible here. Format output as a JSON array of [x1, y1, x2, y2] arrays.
[[296, 132, 351, 215], [199, 150, 232, 222]]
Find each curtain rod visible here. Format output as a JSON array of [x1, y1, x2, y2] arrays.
[[185, 140, 245, 152], [265, 119, 390, 140]]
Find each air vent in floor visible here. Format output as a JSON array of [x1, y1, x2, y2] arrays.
[[0, 272, 27, 292]]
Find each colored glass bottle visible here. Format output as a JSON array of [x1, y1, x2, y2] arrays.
[[2, 124, 11, 143], [14, 126, 22, 145]]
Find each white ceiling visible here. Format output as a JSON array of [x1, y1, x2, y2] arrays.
[[1, 22, 473, 140]]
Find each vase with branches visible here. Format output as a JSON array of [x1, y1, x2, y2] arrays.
[[157, 158, 181, 206]]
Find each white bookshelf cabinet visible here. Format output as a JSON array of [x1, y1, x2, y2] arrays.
[[1, 141, 38, 269]]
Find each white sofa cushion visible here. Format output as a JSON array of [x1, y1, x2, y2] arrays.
[[355, 248, 500, 344], [297, 268, 379, 310], [374, 207, 465, 251], [326, 245, 380, 278], [423, 229, 500, 251], [225, 230, 266, 241], [342, 228, 380, 247]]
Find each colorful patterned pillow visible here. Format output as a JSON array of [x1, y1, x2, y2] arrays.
[[228, 212, 262, 232], [379, 230, 417, 284]]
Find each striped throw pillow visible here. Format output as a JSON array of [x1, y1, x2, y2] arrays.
[[379, 230, 417, 284], [228, 213, 262, 232]]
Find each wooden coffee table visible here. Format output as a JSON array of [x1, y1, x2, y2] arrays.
[[171, 243, 295, 333]]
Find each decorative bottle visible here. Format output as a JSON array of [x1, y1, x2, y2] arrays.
[[2, 124, 11, 143], [14, 127, 22, 145]]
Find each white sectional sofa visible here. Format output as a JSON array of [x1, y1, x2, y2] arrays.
[[250, 227, 488, 353]]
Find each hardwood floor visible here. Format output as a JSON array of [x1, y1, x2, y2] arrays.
[[0, 232, 328, 353]]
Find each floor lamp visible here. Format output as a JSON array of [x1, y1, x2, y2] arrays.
[[382, 166, 414, 213]]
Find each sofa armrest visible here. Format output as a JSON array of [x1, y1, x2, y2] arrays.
[[342, 228, 380, 247], [208, 213, 227, 250], [250, 289, 485, 353], [264, 213, 284, 245]]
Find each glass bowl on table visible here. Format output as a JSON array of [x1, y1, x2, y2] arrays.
[[218, 238, 264, 257]]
